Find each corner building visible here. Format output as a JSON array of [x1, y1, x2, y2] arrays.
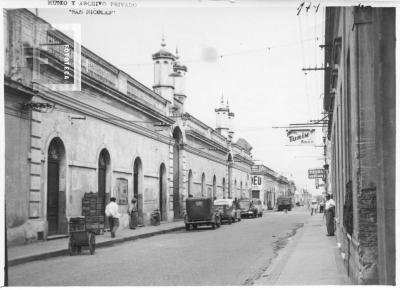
[[4, 9, 253, 245], [323, 6, 395, 285]]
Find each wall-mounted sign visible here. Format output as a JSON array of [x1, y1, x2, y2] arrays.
[[308, 168, 325, 179], [251, 175, 262, 189], [287, 129, 315, 145], [115, 178, 128, 205]]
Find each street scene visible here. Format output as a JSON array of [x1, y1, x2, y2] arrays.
[[10, 208, 347, 286], [2, 0, 396, 286]]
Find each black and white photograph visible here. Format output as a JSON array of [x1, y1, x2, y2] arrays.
[[1, 0, 397, 286]]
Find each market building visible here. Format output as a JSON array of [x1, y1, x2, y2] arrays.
[[4, 8, 253, 245], [323, 6, 395, 285]]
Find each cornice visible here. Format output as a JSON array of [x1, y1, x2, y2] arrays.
[[183, 144, 228, 166], [185, 130, 229, 154], [34, 84, 173, 145]]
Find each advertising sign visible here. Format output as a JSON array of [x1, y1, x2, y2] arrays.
[[308, 168, 325, 179], [251, 175, 263, 189], [287, 129, 315, 145], [115, 178, 128, 205]]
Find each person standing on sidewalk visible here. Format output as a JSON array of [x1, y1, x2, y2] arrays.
[[128, 198, 138, 230], [105, 197, 120, 238], [325, 194, 336, 236]]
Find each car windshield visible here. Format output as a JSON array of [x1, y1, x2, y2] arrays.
[[239, 201, 250, 209]]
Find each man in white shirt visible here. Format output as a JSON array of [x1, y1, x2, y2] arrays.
[[105, 197, 120, 238], [324, 195, 336, 236]]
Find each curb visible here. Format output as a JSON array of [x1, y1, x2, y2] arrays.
[[8, 226, 185, 267]]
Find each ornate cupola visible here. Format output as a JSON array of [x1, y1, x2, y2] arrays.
[[152, 36, 176, 106], [215, 95, 230, 139], [171, 47, 188, 113]]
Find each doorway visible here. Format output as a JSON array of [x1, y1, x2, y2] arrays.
[[47, 137, 67, 236], [173, 127, 183, 219], [159, 163, 167, 221], [133, 157, 143, 225], [98, 149, 111, 229]]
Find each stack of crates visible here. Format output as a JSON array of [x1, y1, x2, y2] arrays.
[[82, 192, 105, 235], [69, 216, 85, 233]]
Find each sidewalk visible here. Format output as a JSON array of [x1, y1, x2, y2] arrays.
[[255, 213, 351, 285], [7, 221, 185, 267]]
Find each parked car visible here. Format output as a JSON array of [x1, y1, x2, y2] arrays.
[[238, 198, 258, 218], [184, 197, 221, 230], [252, 198, 263, 217], [213, 198, 241, 224], [276, 196, 293, 211]]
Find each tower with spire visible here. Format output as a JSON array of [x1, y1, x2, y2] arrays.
[[172, 47, 188, 113], [152, 36, 176, 107], [215, 95, 235, 140]]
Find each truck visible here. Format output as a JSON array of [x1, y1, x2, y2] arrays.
[[276, 196, 293, 211]]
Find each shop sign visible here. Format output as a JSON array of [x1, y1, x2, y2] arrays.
[[287, 129, 315, 145], [251, 175, 263, 189], [308, 168, 325, 179]]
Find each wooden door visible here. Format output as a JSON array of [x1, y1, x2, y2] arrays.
[[98, 165, 108, 229], [47, 160, 59, 235]]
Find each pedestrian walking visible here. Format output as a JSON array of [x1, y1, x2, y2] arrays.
[[319, 201, 325, 213], [128, 198, 138, 229], [105, 197, 120, 238], [325, 194, 336, 236], [310, 200, 318, 215]]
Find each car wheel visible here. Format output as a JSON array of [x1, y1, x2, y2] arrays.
[[193, 224, 198, 230], [185, 224, 190, 231], [228, 217, 232, 224]]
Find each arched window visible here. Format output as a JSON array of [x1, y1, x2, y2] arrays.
[[212, 175, 217, 199], [222, 178, 226, 198], [188, 169, 193, 197], [201, 173, 206, 196]]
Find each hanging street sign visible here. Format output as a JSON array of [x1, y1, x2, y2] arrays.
[[286, 129, 315, 146], [308, 168, 325, 179]]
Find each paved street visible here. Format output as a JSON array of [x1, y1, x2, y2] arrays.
[[10, 208, 311, 286]]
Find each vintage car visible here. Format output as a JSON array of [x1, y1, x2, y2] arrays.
[[251, 198, 263, 217], [213, 198, 241, 224], [184, 197, 221, 230], [238, 198, 258, 218], [277, 196, 293, 211]]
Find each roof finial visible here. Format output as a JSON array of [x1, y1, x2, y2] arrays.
[[161, 33, 166, 48], [175, 45, 179, 59], [226, 98, 230, 109]]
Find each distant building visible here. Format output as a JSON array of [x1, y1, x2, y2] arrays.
[[324, 6, 395, 285], [251, 164, 294, 209]]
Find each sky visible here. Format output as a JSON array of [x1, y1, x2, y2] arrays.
[[32, 1, 326, 195]]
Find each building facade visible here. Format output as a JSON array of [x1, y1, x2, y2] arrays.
[[4, 9, 253, 245], [323, 7, 395, 285], [251, 164, 294, 209]]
